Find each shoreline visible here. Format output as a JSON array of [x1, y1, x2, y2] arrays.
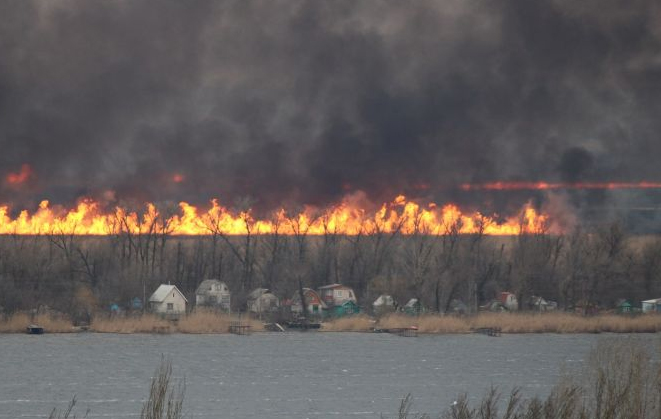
[[2, 312, 661, 335]]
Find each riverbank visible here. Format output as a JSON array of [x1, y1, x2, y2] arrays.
[[2, 311, 661, 334]]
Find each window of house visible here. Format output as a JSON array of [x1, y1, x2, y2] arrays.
[[334, 290, 343, 298], [167, 303, 174, 311]]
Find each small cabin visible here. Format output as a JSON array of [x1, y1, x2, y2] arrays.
[[531, 296, 557, 312], [404, 298, 425, 316], [642, 298, 661, 313], [247, 288, 280, 314], [373, 295, 397, 316], [500, 292, 519, 311], [616, 300, 633, 314], [317, 284, 357, 307], [195, 279, 231, 311], [331, 300, 361, 317], [290, 288, 327, 317], [149, 284, 187, 316]]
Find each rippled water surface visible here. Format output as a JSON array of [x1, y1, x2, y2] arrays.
[[0, 332, 655, 418]]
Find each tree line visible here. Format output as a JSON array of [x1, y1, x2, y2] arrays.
[[0, 217, 660, 321]]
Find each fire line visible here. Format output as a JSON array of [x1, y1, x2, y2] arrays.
[[0, 196, 550, 236], [460, 181, 661, 191]]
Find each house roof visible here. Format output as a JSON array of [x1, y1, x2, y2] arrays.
[[149, 285, 188, 303], [292, 288, 327, 309], [248, 288, 269, 299], [405, 298, 420, 307], [642, 298, 661, 304], [195, 279, 228, 294], [318, 283, 353, 290], [373, 295, 395, 306]]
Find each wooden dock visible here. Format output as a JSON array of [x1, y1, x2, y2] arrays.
[[474, 327, 502, 337], [374, 327, 418, 337], [229, 321, 252, 335]]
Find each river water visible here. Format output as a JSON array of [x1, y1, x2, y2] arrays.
[[0, 332, 656, 418]]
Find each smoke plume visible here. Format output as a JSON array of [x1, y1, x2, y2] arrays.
[[1, 0, 660, 226]]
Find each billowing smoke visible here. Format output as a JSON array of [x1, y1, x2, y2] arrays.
[[1, 0, 660, 227]]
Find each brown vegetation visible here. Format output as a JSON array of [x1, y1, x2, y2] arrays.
[[390, 339, 661, 419], [177, 311, 262, 334], [320, 315, 374, 332], [90, 315, 172, 334], [0, 313, 73, 333], [320, 312, 661, 334], [4, 311, 661, 334]]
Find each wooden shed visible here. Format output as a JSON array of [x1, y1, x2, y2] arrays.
[[331, 300, 361, 317]]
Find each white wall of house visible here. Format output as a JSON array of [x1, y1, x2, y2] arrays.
[[151, 290, 186, 314]]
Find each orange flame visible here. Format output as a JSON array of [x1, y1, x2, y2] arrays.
[[5, 164, 33, 186], [0, 196, 551, 236], [460, 181, 661, 191]]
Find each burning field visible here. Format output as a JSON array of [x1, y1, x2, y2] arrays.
[[0, 195, 551, 236], [1, 0, 661, 325]]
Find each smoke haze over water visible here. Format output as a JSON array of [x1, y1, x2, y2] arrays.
[[1, 0, 661, 227]]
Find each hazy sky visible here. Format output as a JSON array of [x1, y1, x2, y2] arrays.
[[1, 0, 660, 217]]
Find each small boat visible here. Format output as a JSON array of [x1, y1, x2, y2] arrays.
[[26, 325, 44, 335]]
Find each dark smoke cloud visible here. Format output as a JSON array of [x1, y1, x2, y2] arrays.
[[1, 0, 661, 221]]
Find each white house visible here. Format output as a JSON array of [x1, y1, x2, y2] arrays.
[[373, 294, 396, 315], [642, 298, 661, 313], [149, 284, 187, 315], [318, 284, 357, 307], [247, 288, 280, 314], [195, 279, 231, 310]]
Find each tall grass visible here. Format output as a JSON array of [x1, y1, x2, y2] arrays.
[[90, 311, 263, 334], [177, 311, 262, 333], [140, 358, 184, 419], [387, 338, 661, 419], [91, 314, 172, 333], [368, 312, 661, 334], [321, 315, 374, 331], [0, 313, 73, 333]]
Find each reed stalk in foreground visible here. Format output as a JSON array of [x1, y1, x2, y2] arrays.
[[386, 338, 661, 419], [140, 357, 185, 419]]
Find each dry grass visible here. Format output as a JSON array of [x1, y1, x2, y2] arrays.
[[0, 313, 73, 333], [345, 312, 661, 334], [5, 310, 661, 335], [91, 315, 172, 334], [389, 338, 661, 419], [177, 311, 262, 334], [470, 312, 661, 333], [378, 314, 469, 333], [91, 311, 263, 334], [321, 315, 374, 332]]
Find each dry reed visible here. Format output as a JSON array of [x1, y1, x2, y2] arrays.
[[367, 312, 661, 334], [91, 311, 263, 334], [91, 315, 172, 334], [389, 338, 661, 419], [177, 311, 262, 334], [0, 313, 73, 333], [321, 315, 374, 332]]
